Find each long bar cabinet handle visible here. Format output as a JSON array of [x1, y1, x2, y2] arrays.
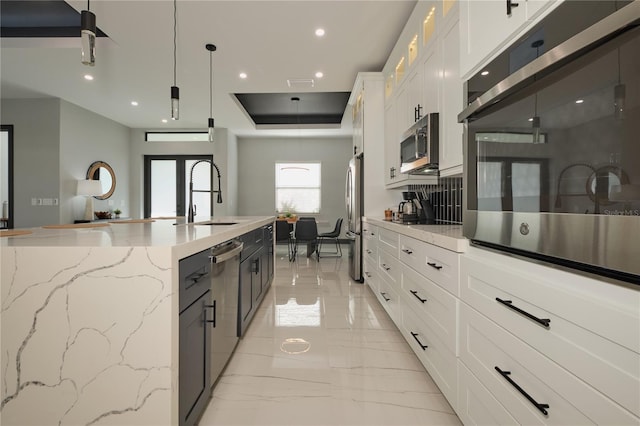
[[427, 262, 442, 270], [409, 290, 427, 303], [410, 332, 428, 350], [495, 366, 549, 415], [402, 248, 413, 255], [506, 0, 519, 16], [495, 297, 551, 328], [380, 292, 391, 302], [381, 264, 391, 271]]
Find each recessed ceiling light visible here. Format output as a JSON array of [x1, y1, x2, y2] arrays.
[[528, 117, 534, 122], [315, 71, 324, 78], [575, 99, 584, 104], [162, 119, 168, 123], [315, 28, 325, 37], [84, 74, 94, 81], [239, 72, 247, 79], [131, 101, 139, 106], [481, 70, 489, 76]]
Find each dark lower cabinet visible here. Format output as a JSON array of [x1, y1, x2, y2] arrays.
[[178, 248, 213, 426], [238, 224, 274, 337], [179, 291, 211, 426]]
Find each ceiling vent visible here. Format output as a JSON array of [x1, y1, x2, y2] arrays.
[[287, 78, 315, 89]]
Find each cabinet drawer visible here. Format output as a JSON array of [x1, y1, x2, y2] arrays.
[[401, 264, 458, 354], [363, 236, 378, 261], [459, 302, 638, 425], [402, 302, 457, 409], [460, 254, 640, 417], [399, 234, 459, 296], [376, 275, 400, 322], [362, 223, 378, 241], [378, 227, 398, 257], [363, 257, 378, 292], [457, 360, 517, 426], [378, 249, 400, 287]]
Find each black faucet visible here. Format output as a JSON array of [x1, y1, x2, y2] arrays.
[[187, 159, 223, 223]]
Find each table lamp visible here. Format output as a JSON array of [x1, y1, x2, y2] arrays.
[[77, 179, 103, 221]]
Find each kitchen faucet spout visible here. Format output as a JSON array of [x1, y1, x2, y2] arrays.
[[187, 159, 223, 223]]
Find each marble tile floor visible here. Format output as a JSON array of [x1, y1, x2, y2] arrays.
[[198, 244, 461, 426]]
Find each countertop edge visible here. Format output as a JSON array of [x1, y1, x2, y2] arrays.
[[363, 217, 468, 253]]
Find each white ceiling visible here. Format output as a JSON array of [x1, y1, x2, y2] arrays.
[[0, 0, 417, 137]]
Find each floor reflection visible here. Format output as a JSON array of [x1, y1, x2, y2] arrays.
[[198, 243, 461, 426]]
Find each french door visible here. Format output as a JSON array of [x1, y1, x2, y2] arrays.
[[143, 155, 213, 219]]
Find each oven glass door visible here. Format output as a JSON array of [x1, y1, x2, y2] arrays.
[[468, 28, 639, 217]]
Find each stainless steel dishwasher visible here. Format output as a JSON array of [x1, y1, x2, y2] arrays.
[[209, 239, 243, 387]]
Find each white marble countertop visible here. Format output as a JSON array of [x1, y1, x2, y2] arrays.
[[1, 216, 274, 249], [363, 217, 468, 252]]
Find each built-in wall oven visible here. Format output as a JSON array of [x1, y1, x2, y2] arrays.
[[459, 0, 640, 284]]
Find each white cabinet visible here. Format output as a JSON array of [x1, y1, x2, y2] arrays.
[[459, 0, 561, 79], [348, 73, 398, 216], [439, 15, 464, 176], [458, 247, 640, 424], [383, 1, 463, 186]]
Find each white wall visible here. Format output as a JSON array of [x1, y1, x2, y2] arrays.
[[1, 98, 131, 227], [60, 100, 130, 223], [237, 136, 352, 235], [1, 99, 61, 227], [129, 128, 238, 219]]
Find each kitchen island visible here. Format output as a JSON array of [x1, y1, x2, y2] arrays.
[[0, 216, 274, 426]]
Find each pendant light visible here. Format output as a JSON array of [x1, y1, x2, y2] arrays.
[[531, 39, 544, 143], [206, 44, 217, 142], [170, 0, 179, 120], [80, 0, 96, 66], [614, 48, 625, 120]]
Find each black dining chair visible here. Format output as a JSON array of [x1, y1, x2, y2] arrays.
[[317, 218, 343, 258], [275, 220, 294, 261], [293, 219, 318, 260]]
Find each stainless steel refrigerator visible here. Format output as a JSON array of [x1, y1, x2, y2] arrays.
[[345, 154, 363, 282]]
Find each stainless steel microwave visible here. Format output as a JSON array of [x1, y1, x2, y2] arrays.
[[400, 113, 439, 174], [459, 1, 640, 284]]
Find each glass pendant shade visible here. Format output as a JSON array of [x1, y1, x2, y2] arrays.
[[80, 10, 96, 66], [532, 116, 541, 144], [171, 86, 180, 120], [208, 117, 215, 142]]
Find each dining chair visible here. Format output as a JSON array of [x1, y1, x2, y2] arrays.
[[293, 219, 318, 260], [317, 217, 343, 258], [275, 220, 294, 261]]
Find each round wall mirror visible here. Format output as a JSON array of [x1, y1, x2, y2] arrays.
[[586, 165, 628, 206], [86, 161, 116, 200]]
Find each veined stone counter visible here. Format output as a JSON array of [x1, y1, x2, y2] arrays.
[[363, 217, 468, 252], [0, 216, 273, 425]]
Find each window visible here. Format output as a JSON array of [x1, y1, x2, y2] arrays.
[[275, 163, 321, 214]]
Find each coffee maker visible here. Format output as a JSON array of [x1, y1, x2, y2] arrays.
[[396, 191, 436, 225]]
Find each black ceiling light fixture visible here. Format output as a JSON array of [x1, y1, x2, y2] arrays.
[[206, 43, 217, 142], [531, 39, 544, 144], [80, 0, 96, 66], [170, 0, 180, 120]]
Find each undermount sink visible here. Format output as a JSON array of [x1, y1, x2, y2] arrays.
[[195, 221, 238, 226]]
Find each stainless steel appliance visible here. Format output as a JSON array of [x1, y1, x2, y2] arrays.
[[459, 1, 640, 283], [400, 113, 439, 174], [345, 154, 364, 282], [209, 240, 243, 387]]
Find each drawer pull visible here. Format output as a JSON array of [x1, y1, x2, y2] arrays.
[[364, 271, 372, 278], [410, 332, 428, 350], [381, 264, 391, 271], [409, 290, 427, 303], [495, 367, 549, 416], [366, 249, 372, 254], [380, 292, 391, 302], [402, 248, 413, 255], [427, 262, 443, 270], [495, 298, 551, 328]]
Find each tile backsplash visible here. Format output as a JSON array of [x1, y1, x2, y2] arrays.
[[409, 177, 463, 224]]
